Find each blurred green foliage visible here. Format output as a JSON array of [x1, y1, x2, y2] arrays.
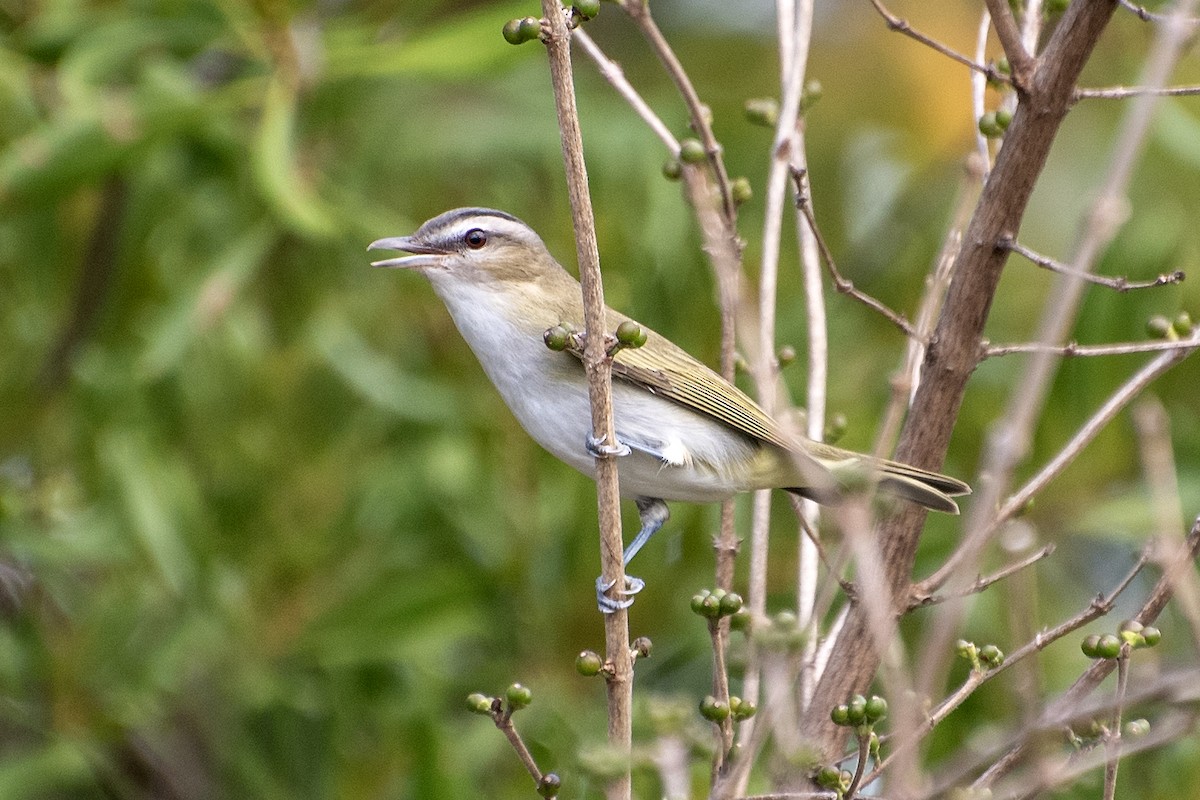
[[0, 0, 1197, 797]]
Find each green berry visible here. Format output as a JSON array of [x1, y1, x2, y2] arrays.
[[732, 698, 756, 720], [700, 695, 730, 721], [774, 610, 798, 629], [615, 320, 647, 348], [574, 0, 601, 19], [1081, 634, 1102, 658], [1119, 620, 1144, 647], [502, 19, 525, 45], [517, 16, 542, 43], [544, 325, 570, 351], [864, 695, 888, 722], [1096, 633, 1122, 659], [816, 765, 842, 789], [744, 97, 779, 128], [846, 694, 867, 725], [679, 138, 706, 164], [731, 176, 752, 205], [831, 704, 851, 726], [777, 344, 796, 365], [506, 682, 532, 709], [1174, 311, 1194, 336], [537, 772, 562, 798], [662, 158, 682, 181], [729, 608, 752, 632], [467, 693, 494, 714], [719, 591, 744, 616], [1141, 626, 1161, 647], [956, 639, 978, 661], [700, 593, 721, 619], [995, 108, 1013, 130], [978, 112, 1004, 139], [576, 650, 603, 677], [690, 591, 710, 615], [824, 412, 848, 444], [631, 636, 652, 658], [1146, 315, 1173, 340], [979, 644, 1004, 668]]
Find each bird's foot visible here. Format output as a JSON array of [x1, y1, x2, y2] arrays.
[[586, 432, 631, 458], [596, 574, 645, 614]]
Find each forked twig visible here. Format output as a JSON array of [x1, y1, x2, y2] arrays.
[[909, 544, 1055, 610], [868, 0, 1010, 85], [791, 169, 916, 337], [1000, 235, 1185, 291]]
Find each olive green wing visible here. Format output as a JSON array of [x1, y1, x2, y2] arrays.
[[562, 324, 796, 451]]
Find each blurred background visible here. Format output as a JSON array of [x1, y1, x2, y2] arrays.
[[1, 0, 1198, 797]]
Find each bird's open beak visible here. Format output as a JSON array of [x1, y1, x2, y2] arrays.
[[368, 236, 449, 269]]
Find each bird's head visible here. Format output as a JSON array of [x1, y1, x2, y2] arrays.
[[369, 208, 561, 289]]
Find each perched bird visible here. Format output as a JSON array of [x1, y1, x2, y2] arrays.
[[370, 208, 969, 611]]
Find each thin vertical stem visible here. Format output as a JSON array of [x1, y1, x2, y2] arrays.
[[539, 5, 631, 799]]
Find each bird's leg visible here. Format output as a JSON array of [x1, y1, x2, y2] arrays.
[[585, 432, 632, 458], [596, 497, 670, 614]]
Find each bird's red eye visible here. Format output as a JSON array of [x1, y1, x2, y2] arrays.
[[465, 229, 487, 249]]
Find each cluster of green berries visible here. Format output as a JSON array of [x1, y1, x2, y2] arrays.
[[956, 640, 1005, 671], [543, 321, 578, 352], [1081, 619, 1161, 659], [690, 587, 744, 619], [830, 694, 888, 728], [467, 682, 533, 716], [614, 320, 648, 349], [699, 693, 757, 722], [503, 0, 601, 45], [978, 108, 1013, 139], [1146, 311, 1194, 340]]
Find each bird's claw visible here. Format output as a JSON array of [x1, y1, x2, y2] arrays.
[[586, 432, 632, 458], [596, 575, 645, 614]]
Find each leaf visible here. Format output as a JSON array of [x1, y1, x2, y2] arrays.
[[253, 76, 337, 239], [308, 309, 458, 423]]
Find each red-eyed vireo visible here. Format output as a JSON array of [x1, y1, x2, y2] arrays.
[[370, 208, 969, 612]]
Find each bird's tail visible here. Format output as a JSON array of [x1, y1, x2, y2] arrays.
[[787, 456, 971, 514]]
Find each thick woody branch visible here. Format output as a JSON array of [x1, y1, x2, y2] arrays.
[[798, 0, 1120, 760]]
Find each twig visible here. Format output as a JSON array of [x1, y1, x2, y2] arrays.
[[984, 337, 1196, 358], [867, 0, 1010, 85], [971, 517, 1200, 792], [1076, 83, 1200, 100], [792, 170, 916, 338], [538, 6, 632, 800], [844, 729, 872, 800], [1119, 0, 1200, 25], [1001, 235, 1186, 290], [910, 0, 1195, 704], [870, 549, 1148, 785], [908, 544, 1055, 610], [618, 0, 738, 222], [495, 707, 545, 785], [993, 329, 1200, 531], [1134, 399, 1200, 659], [571, 29, 678, 152], [1101, 651, 1130, 800], [983, 0, 1035, 89], [920, 328, 1200, 596]]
